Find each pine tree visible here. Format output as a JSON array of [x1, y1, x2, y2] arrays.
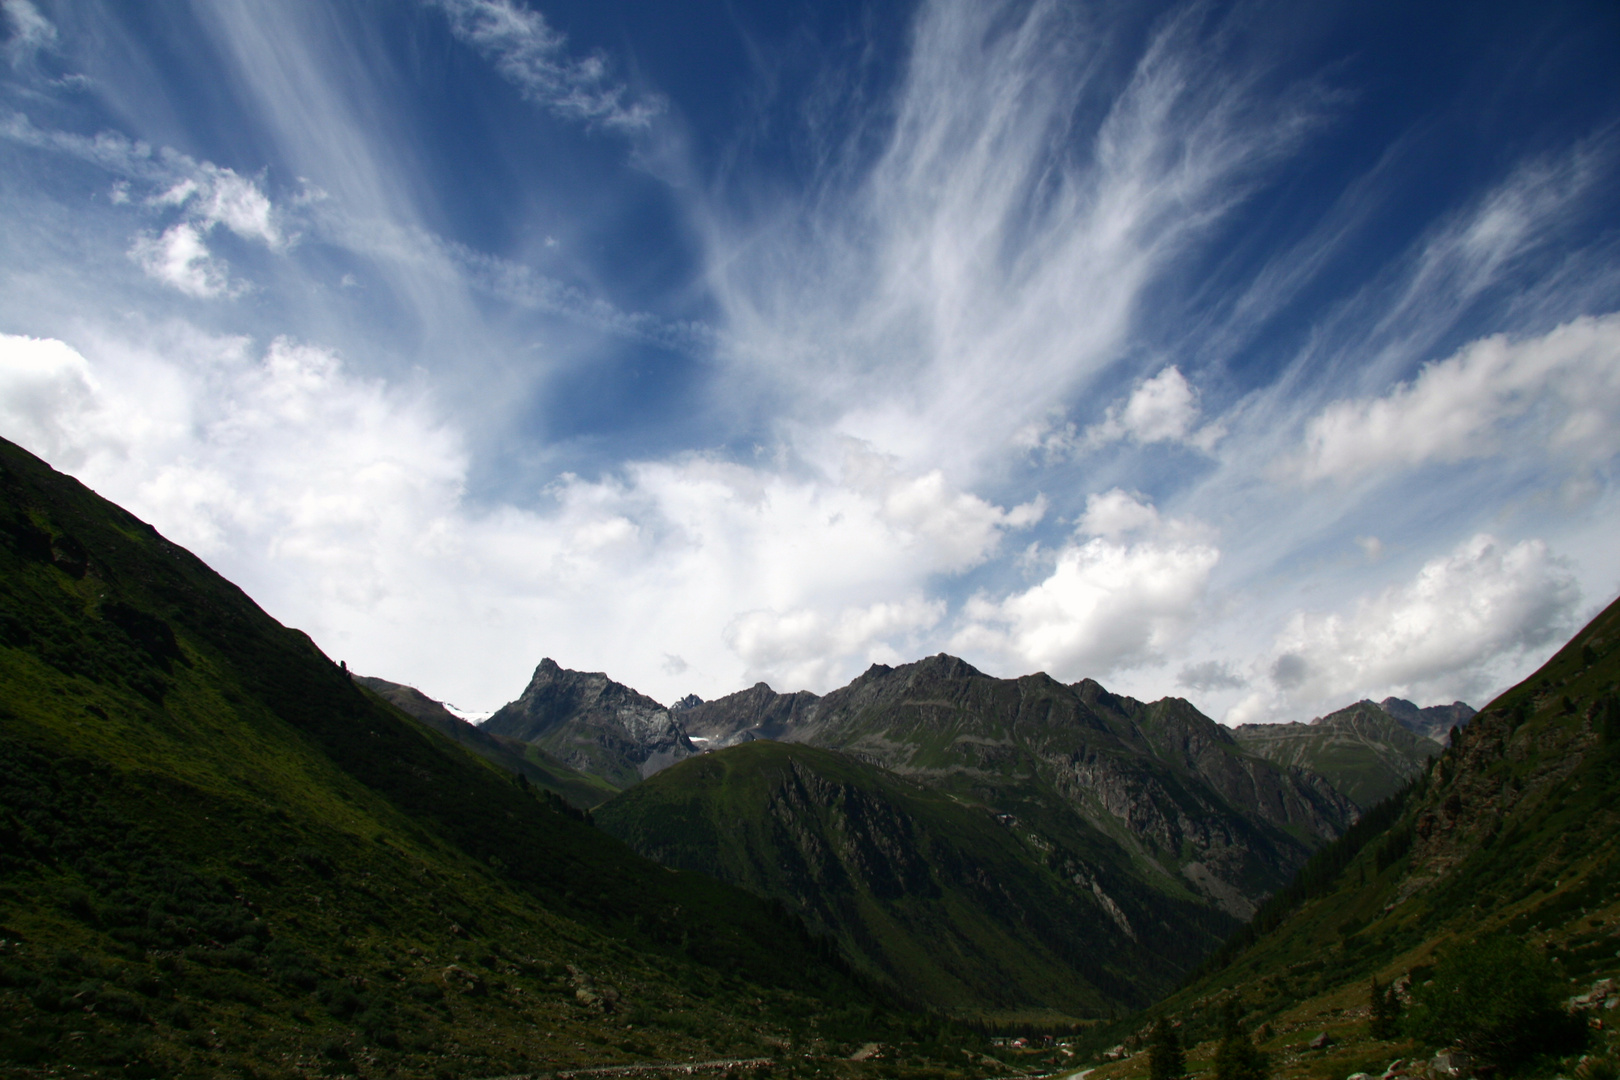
[[1213, 998, 1268, 1080], [1148, 1017, 1185, 1080], [1369, 976, 1396, 1039]]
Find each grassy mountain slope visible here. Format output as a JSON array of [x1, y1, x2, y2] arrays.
[[0, 437, 936, 1079], [1082, 592, 1620, 1079], [1233, 702, 1444, 808], [356, 674, 618, 808], [597, 741, 1230, 1019]]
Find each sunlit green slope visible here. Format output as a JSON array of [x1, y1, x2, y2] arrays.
[[597, 740, 1235, 1019]]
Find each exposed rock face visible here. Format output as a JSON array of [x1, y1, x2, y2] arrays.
[[1233, 701, 1445, 809], [689, 653, 1356, 918], [675, 682, 822, 748], [1378, 697, 1475, 744], [483, 659, 696, 788]]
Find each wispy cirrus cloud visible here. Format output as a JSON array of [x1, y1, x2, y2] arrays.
[[428, 0, 663, 131], [705, 0, 1328, 479]]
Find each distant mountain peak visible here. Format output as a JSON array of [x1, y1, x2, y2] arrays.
[[670, 693, 704, 712], [483, 658, 694, 787]]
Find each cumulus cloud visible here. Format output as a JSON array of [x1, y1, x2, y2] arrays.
[[0, 330, 1046, 706], [953, 492, 1219, 680], [1227, 532, 1581, 725], [127, 163, 283, 297], [0, 114, 286, 298], [725, 597, 945, 691], [1292, 313, 1620, 483], [430, 0, 663, 130], [1082, 366, 1222, 452]]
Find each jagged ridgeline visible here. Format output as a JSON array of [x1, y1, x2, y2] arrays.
[[1084, 593, 1620, 1079], [590, 656, 1360, 1020], [0, 437, 921, 1078]]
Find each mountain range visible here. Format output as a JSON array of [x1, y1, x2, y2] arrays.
[[458, 650, 1361, 1016], [6, 427, 1604, 1080], [1232, 700, 1457, 809]]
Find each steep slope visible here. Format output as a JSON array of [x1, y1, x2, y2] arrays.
[[356, 674, 618, 808], [1233, 702, 1444, 808], [597, 741, 1233, 1018], [483, 659, 697, 788], [0, 438, 909, 1078], [1084, 592, 1620, 1080], [759, 656, 1356, 919]]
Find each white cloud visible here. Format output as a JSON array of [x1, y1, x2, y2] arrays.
[[3, 0, 55, 67], [1293, 312, 1620, 484], [429, 0, 663, 130], [1082, 366, 1221, 451], [706, 0, 1321, 478], [725, 597, 945, 692], [0, 333, 99, 464], [1228, 533, 1580, 724], [1077, 488, 1160, 539], [953, 495, 1219, 680], [129, 224, 234, 299], [0, 330, 1046, 707]]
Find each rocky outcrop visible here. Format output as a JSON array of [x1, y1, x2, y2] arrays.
[[483, 659, 696, 788], [674, 682, 822, 748]]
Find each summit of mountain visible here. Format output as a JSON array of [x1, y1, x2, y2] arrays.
[[1233, 701, 1445, 809], [675, 680, 823, 748], [1377, 695, 1476, 743], [482, 658, 698, 788]]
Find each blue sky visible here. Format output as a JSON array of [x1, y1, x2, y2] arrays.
[[2, 0, 1618, 723]]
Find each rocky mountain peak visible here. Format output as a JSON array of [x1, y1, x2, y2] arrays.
[[483, 659, 694, 788]]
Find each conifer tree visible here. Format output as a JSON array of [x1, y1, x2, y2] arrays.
[[1213, 998, 1268, 1080], [1148, 1017, 1185, 1080], [1369, 976, 1401, 1038]]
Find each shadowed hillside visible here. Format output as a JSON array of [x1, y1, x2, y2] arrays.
[[0, 437, 963, 1079]]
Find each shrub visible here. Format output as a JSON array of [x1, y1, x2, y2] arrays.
[[1404, 935, 1585, 1068]]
